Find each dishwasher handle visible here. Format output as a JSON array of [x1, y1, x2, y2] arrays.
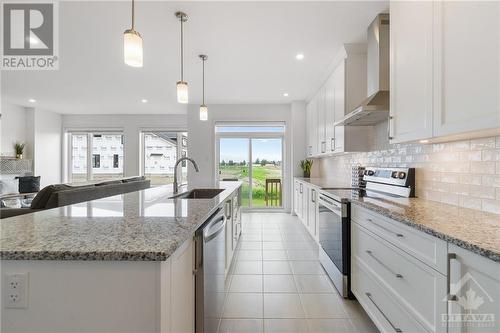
[[203, 214, 227, 242]]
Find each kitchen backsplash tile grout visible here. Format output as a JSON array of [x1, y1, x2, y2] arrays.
[[313, 123, 500, 214]]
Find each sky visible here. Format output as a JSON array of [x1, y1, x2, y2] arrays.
[[220, 138, 282, 163]]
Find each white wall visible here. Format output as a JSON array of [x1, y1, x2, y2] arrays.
[[0, 102, 29, 158], [30, 109, 63, 187], [62, 114, 187, 180], [0, 103, 62, 187], [187, 103, 306, 212]]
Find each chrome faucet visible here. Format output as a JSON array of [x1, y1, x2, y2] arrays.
[[173, 157, 200, 194]]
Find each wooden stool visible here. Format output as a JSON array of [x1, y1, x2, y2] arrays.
[[265, 178, 282, 207]]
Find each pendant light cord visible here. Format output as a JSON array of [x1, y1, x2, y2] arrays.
[[131, 0, 135, 30], [180, 18, 184, 81], [202, 58, 205, 105]]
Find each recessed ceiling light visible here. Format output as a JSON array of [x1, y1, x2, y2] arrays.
[[283, 93, 289, 97], [141, 99, 148, 103], [28, 98, 36, 103], [419, 139, 429, 143], [295, 53, 304, 60]]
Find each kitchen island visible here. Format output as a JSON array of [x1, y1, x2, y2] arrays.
[[1, 182, 241, 333]]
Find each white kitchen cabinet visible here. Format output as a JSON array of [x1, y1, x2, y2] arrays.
[[307, 186, 318, 240], [225, 198, 234, 276], [433, 1, 500, 137], [306, 98, 318, 157], [169, 239, 195, 333], [305, 44, 370, 158], [294, 180, 305, 221], [390, 0, 500, 144], [333, 61, 346, 152], [352, 222, 446, 333], [317, 87, 327, 155], [447, 244, 500, 333], [389, 0, 434, 143], [325, 75, 336, 153], [294, 180, 300, 215]]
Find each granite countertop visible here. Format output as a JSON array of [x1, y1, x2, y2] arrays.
[[295, 177, 500, 262], [0, 182, 241, 261]]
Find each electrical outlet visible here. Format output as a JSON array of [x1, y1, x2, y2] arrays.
[[4, 273, 28, 309]]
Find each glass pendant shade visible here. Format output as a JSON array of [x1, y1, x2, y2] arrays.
[[177, 81, 189, 104], [199, 105, 208, 121], [123, 29, 143, 67]]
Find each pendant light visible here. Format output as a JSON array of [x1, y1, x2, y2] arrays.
[[199, 54, 208, 121], [123, 0, 143, 67], [176, 11, 189, 104]]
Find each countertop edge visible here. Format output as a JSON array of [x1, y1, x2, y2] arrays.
[[350, 200, 500, 263], [0, 183, 242, 262], [295, 177, 500, 263]]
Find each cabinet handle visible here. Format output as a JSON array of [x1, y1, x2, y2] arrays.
[[366, 250, 403, 279], [388, 116, 394, 140], [311, 189, 316, 203], [447, 253, 458, 301], [331, 138, 335, 151], [365, 292, 403, 333], [300, 183, 303, 193], [367, 219, 404, 238]]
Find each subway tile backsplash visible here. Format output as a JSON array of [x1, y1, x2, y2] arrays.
[[314, 123, 500, 214]]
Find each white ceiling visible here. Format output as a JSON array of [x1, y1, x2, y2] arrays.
[[2, 1, 388, 114]]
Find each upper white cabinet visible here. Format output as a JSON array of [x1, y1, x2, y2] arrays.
[[390, 0, 500, 144], [306, 44, 370, 158], [433, 1, 500, 137], [389, 0, 434, 143]]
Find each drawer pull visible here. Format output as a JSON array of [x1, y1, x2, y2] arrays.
[[447, 253, 458, 301], [366, 250, 404, 279], [367, 219, 404, 238], [365, 292, 403, 333]]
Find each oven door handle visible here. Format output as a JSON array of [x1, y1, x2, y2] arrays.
[[318, 195, 343, 216]]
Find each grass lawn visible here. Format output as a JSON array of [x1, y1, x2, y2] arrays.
[[219, 164, 282, 207]]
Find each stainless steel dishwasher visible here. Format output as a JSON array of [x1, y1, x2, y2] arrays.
[[194, 207, 227, 333]]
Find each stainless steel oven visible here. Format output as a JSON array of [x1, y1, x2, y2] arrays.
[[318, 192, 352, 298]]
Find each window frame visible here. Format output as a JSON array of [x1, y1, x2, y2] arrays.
[[66, 131, 124, 183]]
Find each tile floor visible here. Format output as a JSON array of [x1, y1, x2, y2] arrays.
[[219, 212, 379, 333]]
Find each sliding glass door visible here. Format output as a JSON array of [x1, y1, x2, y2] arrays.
[[216, 125, 284, 209], [218, 138, 251, 207]]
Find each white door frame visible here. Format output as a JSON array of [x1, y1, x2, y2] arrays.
[[215, 131, 285, 210]]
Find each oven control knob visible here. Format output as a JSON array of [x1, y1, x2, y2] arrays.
[[367, 170, 375, 176], [391, 171, 398, 178], [398, 172, 406, 179]]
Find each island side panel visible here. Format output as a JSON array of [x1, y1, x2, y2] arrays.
[[1, 260, 162, 333]]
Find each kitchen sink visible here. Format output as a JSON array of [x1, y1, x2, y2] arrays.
[[170, 188, 224, 199]]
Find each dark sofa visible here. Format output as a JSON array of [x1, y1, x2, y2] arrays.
[[0, 176, 150, 219]]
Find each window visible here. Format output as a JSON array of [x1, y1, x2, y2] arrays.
[[68, 132, 124, 183], [92, 154, 101, 168], [142, 131, 188, 186]]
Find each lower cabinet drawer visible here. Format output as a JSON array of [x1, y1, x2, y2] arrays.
[[352, 222, 447, 333], [351, 205, 448, 274], [352, 257, 429, 333]]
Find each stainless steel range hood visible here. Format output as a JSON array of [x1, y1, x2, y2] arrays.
[[335, 14, 390, 126]]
